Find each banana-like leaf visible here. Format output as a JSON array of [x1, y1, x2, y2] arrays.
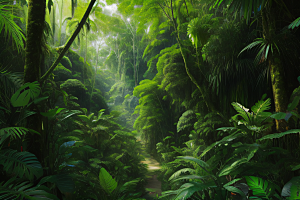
[[99, 167, 117, 194], [259, 129, 300, 141], [168, 168, 195, 181], [0, 177, 59, 200], [219, 158, 248, 176], [177, 156, 209, 169], [175, 181, 216, 200], [171, 175, 209, 183], [0, 149, 43, 180], [224, 185, 247, 199], [38, 174, 75, 193]]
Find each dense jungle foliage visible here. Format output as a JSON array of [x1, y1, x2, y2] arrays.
[[1, 0, 300, 199]]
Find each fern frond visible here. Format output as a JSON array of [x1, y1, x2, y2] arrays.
[[231, 102, 251, 123], [177, 110, 196, 133], [251, 98, 271, 116], [99, 167, 118, 194]]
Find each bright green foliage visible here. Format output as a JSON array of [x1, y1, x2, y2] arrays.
[[60, 56, 73, 69], [99, 167, 118, 194], [244, 176, 276, 199], [289, 17, 300, 29], [0, 0, 25, 53], [10, 81, 40, 107]]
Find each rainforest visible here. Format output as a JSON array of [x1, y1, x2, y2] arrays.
[[1, 0, 300, 199]]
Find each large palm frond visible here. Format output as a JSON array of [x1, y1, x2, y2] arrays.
[[0, 0, 25, 53], [0, 177, 59, 200], [0, 149, 43, 181]]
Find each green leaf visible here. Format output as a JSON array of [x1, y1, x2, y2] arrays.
[[0, 127, 28, 144], [0, 177, 59, 200], [99, 168, 117, 194], [282, 176, 300, 198], [219, 158, 248, 176], [270, 112, 286, 120], [11, 81, 40, 107], [244, 176, 274, 198], [0, 149, 43, 181], [259, 129, 300, 140], [292, 164, 300, 171], [38, 174, 74, 193], [287, 96, 300, 111], [177, 156, 209, 169], [224, 186, 247, 199], [168, 168, 196, 181], [223, 178, 243, 187]]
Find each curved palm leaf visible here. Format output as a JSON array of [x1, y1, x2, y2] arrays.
[[0, 149, 43, 180], [0, 0, 25, 53], [0, 127, 29, 144], [0, 177, 59, 200], [288, 17, 300, 30]]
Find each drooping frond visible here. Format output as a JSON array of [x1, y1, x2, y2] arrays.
[[0, 1, 25, 53], [0, 149, 43, 181]]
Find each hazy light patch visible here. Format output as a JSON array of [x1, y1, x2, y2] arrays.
[[104, 4, 118, 16], [146, 25, 150, 34]]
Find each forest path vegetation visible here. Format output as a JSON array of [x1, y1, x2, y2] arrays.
[[137, 138, 162, 199]]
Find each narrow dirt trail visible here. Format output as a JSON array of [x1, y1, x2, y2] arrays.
[[137, 138, 162, 199]]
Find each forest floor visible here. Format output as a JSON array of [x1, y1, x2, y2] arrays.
[[138, 139, 162, 200]]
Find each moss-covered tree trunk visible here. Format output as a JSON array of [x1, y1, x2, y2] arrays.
[[24, 0, 46, 83], [23, 0, 46, 167], [262, 7, 289, 133]]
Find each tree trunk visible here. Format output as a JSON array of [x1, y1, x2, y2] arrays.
[[24, 0, 46, 83], [23, 0, 46, 166], [262, 7, 289, 133]]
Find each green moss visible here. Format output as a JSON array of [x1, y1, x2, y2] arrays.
[[53, 63, 72, 81], [60, 56, 72, 70], [79, 57, 84, 63], [60, 79, 88, 99]]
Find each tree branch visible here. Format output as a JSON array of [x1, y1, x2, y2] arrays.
[[40, 0, 96, 83]]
